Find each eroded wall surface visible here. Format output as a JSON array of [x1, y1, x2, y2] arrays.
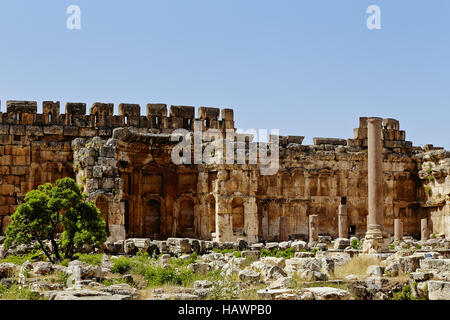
[[0, 100, 447, 242]]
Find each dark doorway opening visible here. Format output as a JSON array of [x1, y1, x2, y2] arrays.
[[349, 225, 356, 235]]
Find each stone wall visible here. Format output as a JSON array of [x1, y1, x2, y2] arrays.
[[0, 99, 447, 243], [419, 149, 450, 238], [0, 100, 234, 236]]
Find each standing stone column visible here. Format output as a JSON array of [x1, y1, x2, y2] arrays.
[[215, 196, 233, 242], [363, 117, 386, 253], [244, 197, 258, 244], [421, 218, 430, 242], [309, 215, 319, 243], [394, 219, 403, 241], [338, 201, 348, 239]]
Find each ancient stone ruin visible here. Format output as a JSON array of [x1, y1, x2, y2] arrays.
[[0, 100, 449, 245]]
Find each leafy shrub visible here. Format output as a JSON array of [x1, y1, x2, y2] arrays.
[[111, 256, 134, 274], [78, 254, 103, 266], [0, 250, 44, 265], [102, 277, 134, 286], [61, 258, 70, 267], [261, 247, 296, 259], [393, 284, 414, 300], [171, 252, 198, 267], [350, 239, 363, 250], [53, 271, 70, 286], [233, 251, 242, 258], [4, 178, 108, 263], [143, 264, 193, 287]]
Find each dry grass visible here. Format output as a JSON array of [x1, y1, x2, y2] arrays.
[[333, 255, 381, 280]]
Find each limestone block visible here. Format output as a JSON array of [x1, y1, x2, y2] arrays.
[[427, 281, 450, 300], [286, 136, 305, 145], [119, 103, 140, 117], [366, 265, 384, 277], [257, 289, 294, 299], [238, 269, 260, 282], [221, 109, 234, 121], [65, 102, 87, 115], [353, 128, 367, 140], [1, 185, 15, 196], [383, 118, 399, 130], [260, 257, 286, 268], [6, 101, 37, 114], [0, 125, 9, 135], [63, 126, 80, 136], [0, 156, 12, 166], [10, 125, 25, 135], [167, 238, 191, 254], [13, 155, 28, 166], [334, 238, 350, 250], [26, 126, 43, 136], [198, 107, 220, 120], [79, 128, 97, 137], [32, 261, 53, 275], [313, 137, 347, 146], [99, 146, 115, 158], [147, 104, 167, 117], [285, 258, 321, 273], [304, 287, 351, 300], [93, 166, 103, 178], [419, 259, 450, 271], [359, 117, 368, 128], [291, 240, 307, 251], [98, 157, 116, 167], [189, 262, 210, 274], [169, 105, 195, 118], [398, 256, 422, 273], [383, 129, 397, 141]]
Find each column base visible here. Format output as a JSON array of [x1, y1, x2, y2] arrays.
[[362, 228, 388, 254]]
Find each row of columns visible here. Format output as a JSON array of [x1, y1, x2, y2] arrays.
[[308, 214, 430, 243], [307, 117, 431, 247]]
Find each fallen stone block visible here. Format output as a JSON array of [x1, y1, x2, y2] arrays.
[[304, 287, 351, 300], [427, 280, 450, 300]]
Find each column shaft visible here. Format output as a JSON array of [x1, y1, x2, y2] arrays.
[[368, 117, 383, 229]]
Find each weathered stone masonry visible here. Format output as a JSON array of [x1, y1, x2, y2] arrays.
[[0, 100, 449, 243]]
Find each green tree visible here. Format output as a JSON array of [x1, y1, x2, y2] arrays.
[[4, 177, 108, 263]]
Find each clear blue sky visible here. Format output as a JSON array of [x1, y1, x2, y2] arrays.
[[0, 1, 448, 148]]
